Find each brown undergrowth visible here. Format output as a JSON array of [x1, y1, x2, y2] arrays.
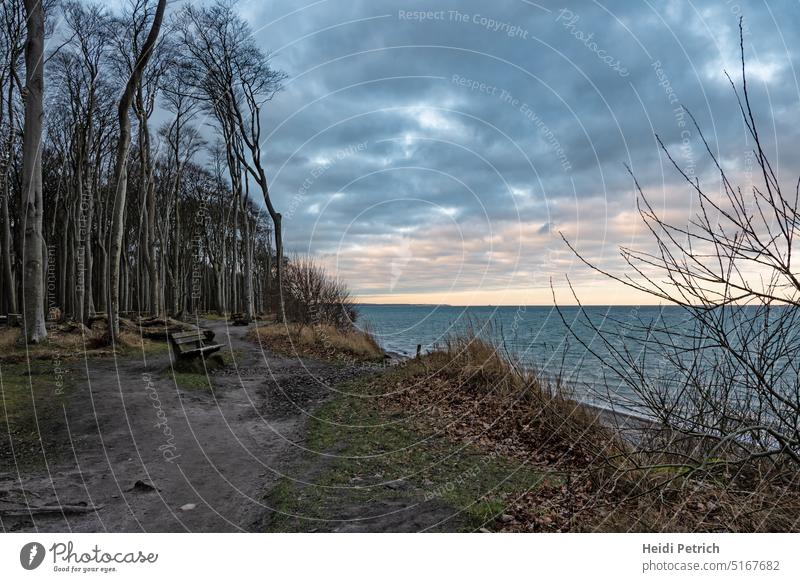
[[248, 322, 384, 364], [0, 316, 176, 362], [369, 330, 800, 532]]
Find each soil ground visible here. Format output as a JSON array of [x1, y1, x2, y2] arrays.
[[1, 319, 539, 532], [1, 320, 359, 531]]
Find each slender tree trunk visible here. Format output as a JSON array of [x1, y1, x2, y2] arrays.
[[273, 211, 283, 322], [82, 146, 96, 322], [265, 243, 272, 311], [2, 77, 17, 315], [108, 0, 166, 339], [231, 194, 239, 313], [20, 0, 47, 343], [251, 168, 283, 322], [120, 247, 128, 313], [1, 176, 15, 314], [216, 257, 226, 316], [242, 207, 254, 320], [97, 243, 107, 312], [72, 193, 83, 323], [82, 207, 94, 319], [59, 220, 67, 314], [137, 96, 160, 317], [172, 170, 181, 316]]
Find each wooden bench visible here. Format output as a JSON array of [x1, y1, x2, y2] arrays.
[[169, 329, 224, 359], [231, 312, 250, 326]]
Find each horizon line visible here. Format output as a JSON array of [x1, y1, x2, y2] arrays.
[[354, 302, 674, 307]]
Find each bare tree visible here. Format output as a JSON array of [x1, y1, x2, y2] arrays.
[[0, 0, 25, 316], [19, 0, 47, 342], [0, 0, 282, 333], [177, 1, 286, 321], [48, 2, 110, 324], [108, 0, 166, 339], [159, 60, 203, 317]]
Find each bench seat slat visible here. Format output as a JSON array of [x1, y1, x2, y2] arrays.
[[173, 336, 205, 345], [180, 344, 223, 357]]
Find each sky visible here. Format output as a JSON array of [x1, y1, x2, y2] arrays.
[[212, 1, 800, 305]]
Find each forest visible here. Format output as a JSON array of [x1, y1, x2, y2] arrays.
[[0, 0, 287, 344]]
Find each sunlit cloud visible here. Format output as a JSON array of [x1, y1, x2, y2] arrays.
[[242, 0, 800, 305]]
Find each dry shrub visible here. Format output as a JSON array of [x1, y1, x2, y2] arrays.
[[249, 322, 383, 363], [0, 323, 95, 360], [378, 326, 800, 531], [83, 329, 146, 350], [0, 320, 162, 361], [434, 327, 621, 464], [579, 427, 800, 532], [282, 255, 357, 328]]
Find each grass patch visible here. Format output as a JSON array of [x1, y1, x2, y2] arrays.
[[0, 360, 75, 472], [263, 368, 551, 532], [248, 322, 384, 364], [169, 369, 215, 392], [163, 349, 241, 392]]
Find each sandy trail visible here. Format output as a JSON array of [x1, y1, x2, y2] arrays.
[[0, 319, 350, 532]]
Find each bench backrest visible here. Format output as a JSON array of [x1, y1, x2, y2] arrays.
[[171, 330, 206, 339], [170, 331, 208, 352]]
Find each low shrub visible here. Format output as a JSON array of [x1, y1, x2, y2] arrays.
[[281, 255, 357, 328], [248, 322, 383, 363]]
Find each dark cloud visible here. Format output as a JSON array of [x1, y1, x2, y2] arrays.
[[228, 0, 800, 302]]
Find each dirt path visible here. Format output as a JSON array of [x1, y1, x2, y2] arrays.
[[0, 320, 361, 532]]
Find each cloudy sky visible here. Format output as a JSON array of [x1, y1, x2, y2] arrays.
[[227, 0, 799, 305]]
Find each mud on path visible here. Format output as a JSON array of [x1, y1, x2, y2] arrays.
[[0, 320, 366, 532]]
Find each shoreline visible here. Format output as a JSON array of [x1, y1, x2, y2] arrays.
[[377, 341, 656, 436]]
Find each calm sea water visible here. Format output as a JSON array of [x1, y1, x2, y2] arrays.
[[355, 304, 691, 408]]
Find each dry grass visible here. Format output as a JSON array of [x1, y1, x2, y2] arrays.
[[0, 323, 167, 362], [386, 329, 620, 470], [0, 327, 19, 350], [369, 328, 800, 532], [248, 322, 384, 363]]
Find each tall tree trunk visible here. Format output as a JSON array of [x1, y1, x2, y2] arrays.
[[59, 220, 68, 314], [108, 0, 166, 339], [231, 192, 239, 313], [1, 175, 15, 314], [82, 133, 96, 322], [82, 194, 94, 320], [172, 168, 181, 316], [273, 211, 283, 322], [137, 94, 159, 317], [242, 203, 254, 320], [72, 194, 83, 323], [250, 167, 283, 322], [265, 242, 272, 310], [20, 0, 46, 343], [2, 76, 18, 315], [97, 242, 107, 312]]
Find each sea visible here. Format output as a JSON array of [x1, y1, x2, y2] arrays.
[[355, 304, 691, 410]]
